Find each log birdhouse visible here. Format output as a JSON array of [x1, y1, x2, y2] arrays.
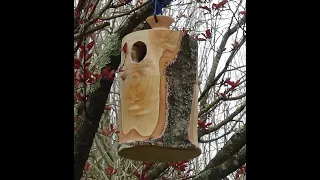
[[118, 15, 201, 162]]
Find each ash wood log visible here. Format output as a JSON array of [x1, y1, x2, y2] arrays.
[[118, 16, 201, 162]]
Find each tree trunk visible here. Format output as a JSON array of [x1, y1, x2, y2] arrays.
[[74, 66, 119, 180]]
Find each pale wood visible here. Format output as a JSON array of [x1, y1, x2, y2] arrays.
[[146, 15, 174, 29], [118, 16, 201, 162], [188, 76, 199, 147]]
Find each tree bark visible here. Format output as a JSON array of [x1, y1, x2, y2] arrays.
[[117, 3, 154, 39], [74, 68, 118, 180], [194, 146, 246, 180], [148, 163, 169, 179], [202, 124, 246, 170], [192, 124, 246, 179]]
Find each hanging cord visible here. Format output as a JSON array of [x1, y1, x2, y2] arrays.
[[153, 0, 163, 23]]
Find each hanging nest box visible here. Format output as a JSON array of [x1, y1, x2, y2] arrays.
[[118, 15, 201, 162]]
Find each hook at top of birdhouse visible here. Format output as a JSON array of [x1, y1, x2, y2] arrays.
[[146, 15, 174, 29]]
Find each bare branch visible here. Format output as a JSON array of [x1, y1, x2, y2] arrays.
[[75, 0, 87, 12], [198, 35, 246, 102], [75, 1, 152, 40], [147, 163, 170, 180], [116, 2, 154, 39], [226, 65, 246, 72], [194, 124, 246, 179], [74, 0, 88, 30], [74, 37, 84, 54], [199, 130, 232, 143], [99, 1, 151, 21], [198, 121, 238, 143], [87, 0, 102, 21], [221, 92, 246, 101], [84, 0, 113, 29], [74, 0, 113, 39], [74, 21, 110, 40], [198, 92, 246, 118], [194, 146, 246, 180], [198, 102, 246, 137]]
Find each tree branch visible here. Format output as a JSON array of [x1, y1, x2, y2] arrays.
[[204, 123, 245, 168], [198, 15, 246, 102], [74, 21, 111, 40], [74, 0, 88, 31], [100, 1, 152, 21], [194, 146, 246, 180], [194, 124, 246, 179], [116, 2, 154, 39], [87, 0, 102, 21], [202, 36, 246, 101], [198, 102, 246, 138], [74, 75, 117, 180], [148, 163, 170, 180], [199, 126, 234, 143], [74, 0, 114, 40], [198, 92, 246, 118]]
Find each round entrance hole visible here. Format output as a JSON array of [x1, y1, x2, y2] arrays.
[[131, 41, 147, 63]]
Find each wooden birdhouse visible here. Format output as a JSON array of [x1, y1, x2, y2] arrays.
[[118, 15, 201, 162]]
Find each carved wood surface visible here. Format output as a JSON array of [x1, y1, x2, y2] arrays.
[[120, 34, 161, 137], [119, 27, 182, 141]]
